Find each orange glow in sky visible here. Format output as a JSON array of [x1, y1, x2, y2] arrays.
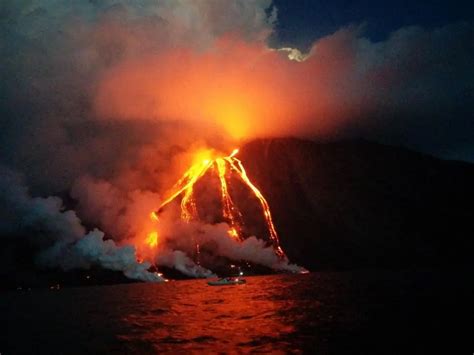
[[93, 36, 348, 140]]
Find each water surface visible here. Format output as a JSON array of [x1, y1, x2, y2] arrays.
[[2, 271, 470, 354]]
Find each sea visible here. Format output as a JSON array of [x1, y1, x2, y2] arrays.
[[2, 270, 471, 354]]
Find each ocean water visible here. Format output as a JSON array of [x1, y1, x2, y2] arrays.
[[2, 271, 471, 354]]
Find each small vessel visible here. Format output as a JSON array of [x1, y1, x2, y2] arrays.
[[207, 277, 246, 286]]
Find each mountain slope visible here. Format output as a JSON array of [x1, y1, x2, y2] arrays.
[[240, 138, 474, 270]]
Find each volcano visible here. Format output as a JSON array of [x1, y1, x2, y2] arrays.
[[3, 137, 474, 289], [147, 148, 285, 257]]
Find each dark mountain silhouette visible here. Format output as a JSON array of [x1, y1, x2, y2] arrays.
[[239, 138, 474, 270]]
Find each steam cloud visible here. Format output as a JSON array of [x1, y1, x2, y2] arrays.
[[1, 1, 472, 280], [0, 166, 164, 282]]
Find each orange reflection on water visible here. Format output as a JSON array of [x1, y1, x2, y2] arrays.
[[119, 275, 299, 353]]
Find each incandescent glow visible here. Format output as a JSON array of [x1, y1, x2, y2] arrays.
[[152, 148, 286, 258], [145, 231, 158, 248], [225, 156, 285, 257], [94, 38, 335, 140], [229, 148, 239, 157]]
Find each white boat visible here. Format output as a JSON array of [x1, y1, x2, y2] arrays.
[[207, 277, 246, 286]]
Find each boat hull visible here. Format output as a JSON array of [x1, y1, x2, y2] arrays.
[[207, 279, 246, 286]]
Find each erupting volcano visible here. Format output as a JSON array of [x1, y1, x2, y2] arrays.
[[144, 148, 287, 268]]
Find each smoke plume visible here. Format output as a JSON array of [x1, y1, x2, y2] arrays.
[[0, 166, 164, 282]]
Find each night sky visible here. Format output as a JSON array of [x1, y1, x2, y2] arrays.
[[271, 0, 474, 46], [270, 0, 474, 160]]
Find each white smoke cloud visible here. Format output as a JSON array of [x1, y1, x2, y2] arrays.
[[68, 229, 164, 282], [0, 166, 165, 282], [200, 224, 303, 273], [156, 250, 216, 278], [155, 216, 304, 274], [0, 166, 84, 242]]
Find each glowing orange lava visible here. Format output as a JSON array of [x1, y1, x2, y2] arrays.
[[138, 212, 159, 259], [145, 231, 158, 248], [153, 148, 285, 258]]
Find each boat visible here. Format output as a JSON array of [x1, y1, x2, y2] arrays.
[[207, 277, 247, 286]]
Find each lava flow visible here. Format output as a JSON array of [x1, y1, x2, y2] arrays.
[[150, 148, 285, 258]]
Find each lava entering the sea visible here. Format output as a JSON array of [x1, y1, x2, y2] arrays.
[[145, 148, 286, 260]]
